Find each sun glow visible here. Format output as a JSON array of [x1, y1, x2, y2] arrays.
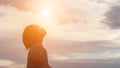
[[42, 8, 50, 18], [40, 6, 54, 19], [36, 5, 57, 31], [37, 5, 56, 24]]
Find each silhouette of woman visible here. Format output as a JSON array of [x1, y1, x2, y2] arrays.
[[22, 25, 51, 68]]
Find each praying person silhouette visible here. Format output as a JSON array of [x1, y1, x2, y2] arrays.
[[22, 25, 51, 68]]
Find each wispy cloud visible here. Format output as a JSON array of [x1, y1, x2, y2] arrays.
[[0, 59, 25, 68], [0, 59, 13, 67]]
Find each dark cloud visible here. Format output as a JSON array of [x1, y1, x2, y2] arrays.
[[104, 5, 120, 29]]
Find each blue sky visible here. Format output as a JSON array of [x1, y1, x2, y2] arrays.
[[0, 0, 120, 68]]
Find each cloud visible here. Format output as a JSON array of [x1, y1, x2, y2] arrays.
[[0, 0, 12, 5], [50, 59, 120, 68], [46, 40, 120, 53], [0, 59, 13, 67], [104, 5, 120, 29], [45, 39, 120, 61], [0, 0, 115, 41], [0, 0, 21, 9], [106, 52, 120, 59], [97, 0, 120, 4], [0, 4, 110, 42], [0, 0, 120, 60], [0, 59, 25, 68]]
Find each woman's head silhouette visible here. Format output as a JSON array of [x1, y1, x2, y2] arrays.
[[22, 24, 46, 49]]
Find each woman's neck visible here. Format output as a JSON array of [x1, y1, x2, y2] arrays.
[[30, 42, 42, 47]]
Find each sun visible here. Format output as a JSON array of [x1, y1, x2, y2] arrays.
[[40, 6, 53, 18], [42, 8, 50, 17]]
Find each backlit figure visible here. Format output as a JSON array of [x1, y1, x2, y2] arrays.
[[22, 25, 51, 68]]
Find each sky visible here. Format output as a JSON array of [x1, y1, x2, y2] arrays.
[[0, 0, 120, 68]]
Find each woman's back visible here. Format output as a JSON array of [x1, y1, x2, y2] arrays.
[[27, 43, 50, 68]]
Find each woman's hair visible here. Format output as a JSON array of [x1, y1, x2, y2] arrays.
[[22, 24, 46, 49]]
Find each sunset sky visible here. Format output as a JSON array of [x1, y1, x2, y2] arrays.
[[0, 0, 120, 68]]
